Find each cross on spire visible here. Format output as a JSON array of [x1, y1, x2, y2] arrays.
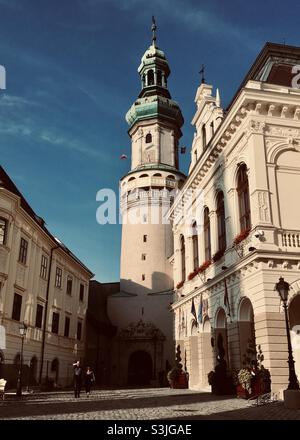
[[199, 64, 206, 84], [151, 16, 157, 46]]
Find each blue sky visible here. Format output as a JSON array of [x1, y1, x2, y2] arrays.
[[1, 0, 300, 282]]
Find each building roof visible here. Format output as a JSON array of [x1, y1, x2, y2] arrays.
[[0, 165, 94, 277], [227, 42, 300, 112]]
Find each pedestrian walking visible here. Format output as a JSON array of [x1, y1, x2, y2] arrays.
[[84, 366, 95, 397], [73, 360, 82, 398]]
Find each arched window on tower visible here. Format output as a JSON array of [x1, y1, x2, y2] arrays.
[[202, 125, 207, 150], [192, 222, 199, 270], [210, 121, 214, 137], [145, 133, 152, 144], [204, 207, 211, 261], [180, 235, 186, 282], [157, 70, 162, 86], [216, 192, 226, 252], [147, 70, 154, 86], [237, 164, 251, 232]]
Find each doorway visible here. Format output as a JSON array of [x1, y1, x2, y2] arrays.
[[128, 351, 152, 386]]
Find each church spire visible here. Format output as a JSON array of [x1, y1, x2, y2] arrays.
[[151, 16, 157, 46]]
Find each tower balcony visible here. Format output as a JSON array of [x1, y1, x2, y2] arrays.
[[123, 175, 177, 193]]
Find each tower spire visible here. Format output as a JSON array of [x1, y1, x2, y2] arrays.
[[151, 16, 157, 46]]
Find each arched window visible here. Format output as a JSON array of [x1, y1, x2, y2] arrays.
[[157, 70, 162, 86], [202, 125, 207, 150], [210, 121, 214, 137], [180, 235, 186, 281], [216, 192, 226, 252], [237, 164, 251, 232], [145, 133, 152, 144], [192, 222, 199, 270], [147, 70, 154, 86], [204, 207, 211, 261]]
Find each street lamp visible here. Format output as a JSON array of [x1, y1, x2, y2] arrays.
[[275, 277, 300, 390], [16, 322, 27, 397]]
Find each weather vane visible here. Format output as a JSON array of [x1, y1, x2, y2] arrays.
[[152, 16, 157, 46], [199, 64, 206, 84]]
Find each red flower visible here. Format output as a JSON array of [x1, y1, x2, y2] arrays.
[[176, 280, 184, 289], [212, 249, 225, 263], [198, 260, 211, 273], [233, 228, 251, 245]]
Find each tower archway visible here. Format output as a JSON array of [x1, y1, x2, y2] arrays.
[[238, 297, 255, 368], [128, 350, 153, 386]]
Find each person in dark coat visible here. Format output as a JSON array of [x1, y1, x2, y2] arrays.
[[73, 361, 82, 398], [84, 366, 95, 397]]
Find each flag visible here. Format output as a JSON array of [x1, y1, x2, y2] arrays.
[[191, 298, 197, 322], [224, 278, 231, 317], [198, 294, 203, 324]]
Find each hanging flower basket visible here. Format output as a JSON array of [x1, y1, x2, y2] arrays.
[[212, 249, 225, 263], [198, 260, 211, 273], [176, 280, 184, 289], [233, 228, 251, 245]]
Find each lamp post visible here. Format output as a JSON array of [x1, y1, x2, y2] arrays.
[[275, 277, 299, 390], [16, 322, 27, 397]]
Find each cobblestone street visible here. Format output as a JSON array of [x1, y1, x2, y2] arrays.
[[0, 388, 300, 420]]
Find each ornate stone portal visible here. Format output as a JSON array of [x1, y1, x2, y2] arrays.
[[116, 320, 166, 386]]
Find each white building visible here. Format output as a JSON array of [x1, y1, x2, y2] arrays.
[[0, 166, 93, 388], [107, 24, 185, 386], [169, 42, 300, 396]]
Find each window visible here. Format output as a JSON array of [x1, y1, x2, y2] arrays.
[[147, 69, 154, 86], [40, 255, 48, 279], [157, 70, 162, 86], [55, 267, 62, 288], [142, 254, 146, 261], [51, 312, 59, 334], [79, 284, 84, 302], [66, 276, 73, 296], [210, 121, 214, 137], [143, 235, 147, 243], [237, 164, 251, 232], [77, 321, 82, 340], [145, 133, 152, 144], [35, 304, 43, 329], [180, 235, 186, 281], [217, 192, 226, 252], [18, 238, 28, 264], [12, 293, 22, 321], [142, 274, 145, 281], [0, 218, 7, 245], [204, 207, 211, 261], [202, 125, 207, 150], [64, 316, 70, 337], [192, 222, 199, 270]]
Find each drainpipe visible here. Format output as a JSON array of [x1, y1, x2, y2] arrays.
[[38, 245, 59, 386]]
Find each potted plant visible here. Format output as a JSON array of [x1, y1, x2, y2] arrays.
[[167, 345, 188, 389], [176, 280, 184, 289], [233, 228, 251, 245], [212, 249, 225, 263]]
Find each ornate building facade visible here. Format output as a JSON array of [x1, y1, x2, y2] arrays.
[[107, 24, 185, 386], [169, 43, 300, 396], [0, 166, 93, 388]]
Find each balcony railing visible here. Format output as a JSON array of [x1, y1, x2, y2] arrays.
[[281, 231, 300, 249]]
